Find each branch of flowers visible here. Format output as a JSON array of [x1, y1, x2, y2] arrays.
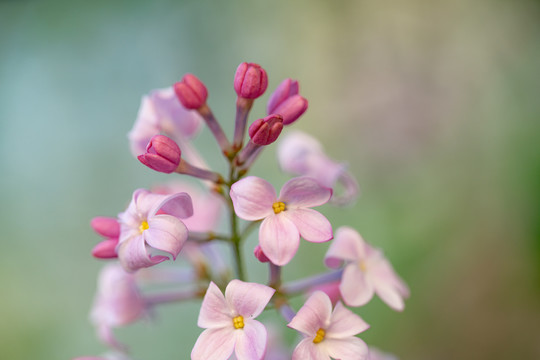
[[280, 269, 344, 296], [144, 287, 202, 307]]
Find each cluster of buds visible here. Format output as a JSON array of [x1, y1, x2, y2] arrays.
[[77, 62, 408, 360]]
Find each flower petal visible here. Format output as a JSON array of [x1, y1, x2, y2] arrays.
[[152, 192, 193, 219], [191, 327, 237, 360], [145, 215, 188, 259], [340, 264, 374, 307], [324, 337, 369, 360], [324, 226, 366, 268], [230, 176, 276, 220], [116, 236, 168, 272], [279, 177, 332, 209], [234, 320, 267, 360], [225, 280, 275, 319], [285, 208, 332, 243], [288, 291, 332, 336], [198, 282, 233, 328], [327, 301, 370, 338], [370, 259, 408, 311], [259, 214, 300, 266], [292, 338, 329, 360]]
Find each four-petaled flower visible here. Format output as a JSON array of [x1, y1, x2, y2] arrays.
[[117, 189, 193, 272], [288, 291, 370, 360], [325, 227, 409, 311], [230, 176, 333, 266], [191, 280, 275, 360]]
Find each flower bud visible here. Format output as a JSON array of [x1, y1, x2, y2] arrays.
[[272, 94, 308, 125], [248, 114, 284, 145], [173, 74, 208, 109], [90, 217, 120, 238], [267, 78, 299, 114], [92, 239, 119, 259], [254, 245, 270, 263], [234, 62, 268, 99], [137, 135, 181, 173]]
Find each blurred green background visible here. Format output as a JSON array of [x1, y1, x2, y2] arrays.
[[1, 0, 540, 359]]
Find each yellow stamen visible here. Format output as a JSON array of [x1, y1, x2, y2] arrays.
[[313, 328, 325, 343], [359, 260, 367, 272], [232, 315, 244, 329], [272, 201, 286, 214], [139, 220, 149, 234]]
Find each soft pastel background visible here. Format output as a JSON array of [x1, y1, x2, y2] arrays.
[[1, 0, 540, 359]]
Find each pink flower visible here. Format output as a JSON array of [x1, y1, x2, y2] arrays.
[[90, 264, 147, 350], [191, 280, 275, 360], [230, 176, 333, 266], [248, 114, 284, 146], [128, 87, 202, 157], [324, 227, 409, 311], [91, 217, 120, 259], [278, 131, 359, 206], [288, 291, 370, 360], [117, 189, 193, 272], [138, 135, 182, 174], [267, 78, 307, 125], [234, 62, 268, 99], [174, 73, 208, 110]]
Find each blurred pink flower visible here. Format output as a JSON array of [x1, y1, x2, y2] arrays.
[[288, 291, 370, 360], [191, 280, 275, 360], [90, 264, 146, 350], [368, 347, 398, 360], [128, 87, 202, 157], [230, 176, 333, 266], [325, 227, 409, 311], [117, 189, 193, 272], [278, 131, 359, 206]]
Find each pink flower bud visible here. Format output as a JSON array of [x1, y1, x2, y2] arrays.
[[267, 78, 299, 114], [253, 245, 270, 263], [137, 135, 181, 173], [248, 114, 284, 145], [92, 239, 119, 259], [90, 217, 120, 238], [234, 62, 268, 99], [272, 94, 308, 125], [173, 74, 208, 109]]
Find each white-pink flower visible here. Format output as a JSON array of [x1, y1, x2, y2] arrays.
[[324, 227, 409, 311], [128, 87, 202, 157], [191, 280, 275, 360], [288, 291, 370, 360], [277, 131, 359, 206], [117, 189, 193, 272], [90, 264, 146, 350], [230, 176, 333, 266]]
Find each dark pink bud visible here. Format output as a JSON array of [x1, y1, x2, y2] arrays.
[[137, 135, 181, 173], [272, 94, 308, 125], [92, 239, 119, 259], [173, 73, 208, 109], [267, 78, 299, 114], [254, 245, 270, 263], [234, 62, 268, 99], [248, 114, 283, 146], [90, 217, 120, 238]]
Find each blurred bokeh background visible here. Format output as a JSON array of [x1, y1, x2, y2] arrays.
[[1, 0, 540, 359]]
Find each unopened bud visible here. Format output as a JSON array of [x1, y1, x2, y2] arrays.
[[267, 78, 299, 114], [92, 239, 119, 259], [248, 115, 284, 145], [90, 217, 120, 238], [138, 135, 181, 173], [272, 95, 308, 125], [234, 62, 268, 99], [174, 74, 208, 109], [254, 245, 270, 263]]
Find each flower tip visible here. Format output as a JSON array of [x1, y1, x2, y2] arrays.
[[138, 135, 181, 174], [254, 245, 270, 263], [249, 114, 284, 145], [174, 73, 208, 109], [234, 62, 268, 99], [90, 216, 120, 238], [91, 239, 119, 259]]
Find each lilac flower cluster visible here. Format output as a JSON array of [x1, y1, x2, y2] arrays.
[[76, 63, 409, 360]]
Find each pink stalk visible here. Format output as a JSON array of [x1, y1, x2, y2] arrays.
[[175, 159, 224, 184], [280, 269, 344, 295], [197, 104, 231, 156]]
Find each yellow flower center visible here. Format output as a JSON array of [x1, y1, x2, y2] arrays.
[[232, 315, 244, 329], [313, 328, 325, 344], [359, 260, 367, 272], [272, 201, 286, 214], [139, 220, 149, 234]]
